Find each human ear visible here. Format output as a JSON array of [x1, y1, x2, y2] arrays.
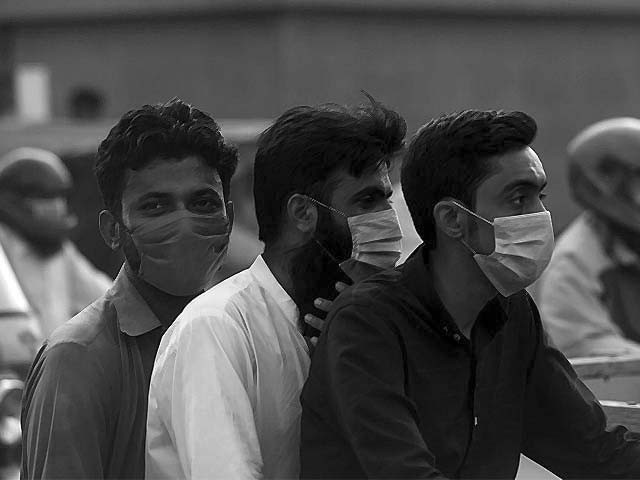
[[99, 210, 121, 251], [433, 199, 465, 240], [286, 194, 318, 234]]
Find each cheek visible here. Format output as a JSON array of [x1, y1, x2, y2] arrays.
[[120, 230, 142, 271], [472, 221, 496, 255]]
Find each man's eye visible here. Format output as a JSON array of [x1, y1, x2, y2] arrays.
[[511, 195, 525, 206], [140, 201, 165, 212], [191, 197, 221, 212], [358, 196, 376, 208]]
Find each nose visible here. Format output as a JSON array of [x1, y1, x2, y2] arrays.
[[529, 197, 547, 214], [376, 197, 394, 212]]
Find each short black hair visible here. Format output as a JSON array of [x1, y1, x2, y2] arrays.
[[401, 110, 537, 249], [94, 98, 238, 214], [254, 94, 406, 244]]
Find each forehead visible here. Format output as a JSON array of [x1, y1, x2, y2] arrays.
[[476, 146, 546, 196], [121, 155, 221, 202], [330, 164, 392, 198]]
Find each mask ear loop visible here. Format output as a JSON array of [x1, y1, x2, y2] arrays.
[[303, 195, 348, 264], [304, 196, 347, 218], [449, 200, 492, 256]]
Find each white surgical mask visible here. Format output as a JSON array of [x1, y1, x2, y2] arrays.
[[454, 201, 555, 297], [307, 197, 403, 271]]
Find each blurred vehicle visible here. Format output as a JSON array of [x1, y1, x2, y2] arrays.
[[0, 241, 42, 379], [0, 378, 22, 480], [0, 242, 38, 480]]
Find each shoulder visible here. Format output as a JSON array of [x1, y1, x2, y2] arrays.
[[45, 295, 120, 367], [550, 214, 610, 274], [47, 295, 115, 347], [156, 272, 256, 363], [25, 329, 114, 406], [334, 268, 405, 311], [325, 269, 410, 341], [537, 215, 609, 297]]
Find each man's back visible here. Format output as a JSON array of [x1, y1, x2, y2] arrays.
[[146, 255, 310, 479], [300, 246, 640, 479]]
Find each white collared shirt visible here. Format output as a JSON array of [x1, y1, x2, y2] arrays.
[[146, 255, 310, 479]]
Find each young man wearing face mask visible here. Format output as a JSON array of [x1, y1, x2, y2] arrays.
[[300, 110, 640, 479], [145, 96, 406, 479], [20, 99, 237, 480]]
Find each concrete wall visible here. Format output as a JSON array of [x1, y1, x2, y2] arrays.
[[3, 2, 640, 231]]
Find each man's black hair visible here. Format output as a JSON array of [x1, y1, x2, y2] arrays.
[[94, 98, 238, 215], [401, 109, 537, 249], [253, 94, 406, 244]]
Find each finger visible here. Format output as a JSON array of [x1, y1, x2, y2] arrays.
[[304, 313, 325, 332], [313, 297, 332, 313], [335, 281, 349, 293], [310, 336, 318, 346]]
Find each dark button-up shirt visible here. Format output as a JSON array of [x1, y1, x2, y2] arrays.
[[300, 246, 640, 479], [21, 266, 168, 479]]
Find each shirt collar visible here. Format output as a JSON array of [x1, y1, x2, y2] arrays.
[[400, 245, 509, 347], [249, 255, 300, 330], [109, 266, 162, 337]]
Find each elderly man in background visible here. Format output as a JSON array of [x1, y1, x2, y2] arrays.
[[0, 147, 111, 338], [537, 118, 640, 358]]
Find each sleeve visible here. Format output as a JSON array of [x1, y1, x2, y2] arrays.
[[146, 311, 262, 480], [537, 253, 640, 357], [21, 342, 111, 479], [322, 302, 447, 479], [522, 298, 640, 479]]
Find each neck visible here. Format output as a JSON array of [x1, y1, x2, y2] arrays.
[[429, 244, 496, 338], [263, 238, 348, 322], [262, 245, 297, 301], [124, 262, 196, 328]]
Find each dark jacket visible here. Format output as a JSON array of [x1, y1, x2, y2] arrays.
[[300, 246, 640, 479]]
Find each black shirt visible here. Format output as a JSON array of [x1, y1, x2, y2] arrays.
[[300, 246, 640, 479], [21, 267, 170, 479]]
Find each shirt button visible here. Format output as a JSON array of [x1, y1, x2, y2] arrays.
[[453, 333, 461, 342]]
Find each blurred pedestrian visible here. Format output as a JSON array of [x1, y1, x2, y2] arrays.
[[300, 110, 640, 479], [20, 98, 237, 479], [145, 95, 406, 479], [537, 118, 640, 357], [0, 148, 111, 337]]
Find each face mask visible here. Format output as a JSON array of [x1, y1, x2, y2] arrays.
[[125, 209, 230, 296], [307, 197, 403, 271], [453, 201, 555, 297]]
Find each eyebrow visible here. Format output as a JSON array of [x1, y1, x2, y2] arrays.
[[349, 185, 393, 202], [501, 178, 547, 195], [135, 187, 222, 204], [192, 188, 223, 198], [135, 192, 171, 203]]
